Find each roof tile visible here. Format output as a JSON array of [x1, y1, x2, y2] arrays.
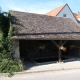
[[46, 4, 66, 16], [10, 10, 80, 40]]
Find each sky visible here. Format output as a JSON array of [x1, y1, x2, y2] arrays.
[[0, 0, 80, 14]]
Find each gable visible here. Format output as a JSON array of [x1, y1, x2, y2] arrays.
[[56, 4, 78, 25], [46, 4, 79, 26]]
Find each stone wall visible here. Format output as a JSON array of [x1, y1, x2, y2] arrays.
[[12, 40, 20, 60]]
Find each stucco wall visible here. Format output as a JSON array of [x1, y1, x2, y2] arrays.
[[78, 22, 80, 26], [57, 5, 79, 26]]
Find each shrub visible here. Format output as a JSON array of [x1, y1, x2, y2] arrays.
[[0, 11, 24, 73]]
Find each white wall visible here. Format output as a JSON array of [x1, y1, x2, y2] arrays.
[[57, 5, 79, 26], [78, 23, 80, 26]]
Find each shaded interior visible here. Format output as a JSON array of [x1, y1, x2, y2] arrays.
[[19, 40, 80, 62]]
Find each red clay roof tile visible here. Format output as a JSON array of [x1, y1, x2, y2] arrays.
[[46, 4, 67, 16], [73, 13, 80, 22]]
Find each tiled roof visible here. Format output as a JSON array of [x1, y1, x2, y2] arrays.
[[10, 10, 80, 40], [46, 4, 66, 16], [73, 13, 80, 22]]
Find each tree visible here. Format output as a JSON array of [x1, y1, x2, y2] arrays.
[[0, 10, 10, 37], [0, 8, 24, 73]]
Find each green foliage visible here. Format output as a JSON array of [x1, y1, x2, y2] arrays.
[[0, 10, 24, 73], [39, 45, 45, 50], [0, 26, 24, 73], [0, 57, 24, 73], [69, 45, 76, 49], [0, 29, 3, 40], [8, 26, 16, 37], [0, 12, 10, 37], [69, 45, 80, 49]]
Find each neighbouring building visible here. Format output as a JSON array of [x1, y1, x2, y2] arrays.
[[46, 4, 80, 26]]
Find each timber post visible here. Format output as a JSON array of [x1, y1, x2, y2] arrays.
[[58, 40, 62, 63], [51, 40, 67, 63]]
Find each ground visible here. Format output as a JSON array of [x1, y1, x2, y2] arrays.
[[23, 58, 80, 72], [1, 69, 80, 80], [1, 57, 80, 80]]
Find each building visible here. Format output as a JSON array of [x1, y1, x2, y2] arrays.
[[10, 10, 80, 62], [46, 4, 80, 26]]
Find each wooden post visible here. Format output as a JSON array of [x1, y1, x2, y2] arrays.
[[62, 40, 67, 46], [51, 40, 67, 63], [51, 40, 59, 48], [58, 48, 61, 62], [58, 40, 62, 63]]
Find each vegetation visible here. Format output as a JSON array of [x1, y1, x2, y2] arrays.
[[0, 9, 24, 73], [69, 45, 80, 49]]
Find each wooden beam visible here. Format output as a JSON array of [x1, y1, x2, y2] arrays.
[[51, 40, 59, 48], [62, 40, 67, 46]]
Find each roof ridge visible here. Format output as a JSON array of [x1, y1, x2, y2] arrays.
[[10, 10, 72, 20], [46, 4, 67, 16]]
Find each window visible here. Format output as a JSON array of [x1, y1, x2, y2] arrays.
[[63, 14, 66, 17]]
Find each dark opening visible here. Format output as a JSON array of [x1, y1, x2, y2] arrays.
[[63, 14, 66, 17], [19, 40, 80, 63], [64, 40, 80, 57], [19, 40, 58, 60]]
